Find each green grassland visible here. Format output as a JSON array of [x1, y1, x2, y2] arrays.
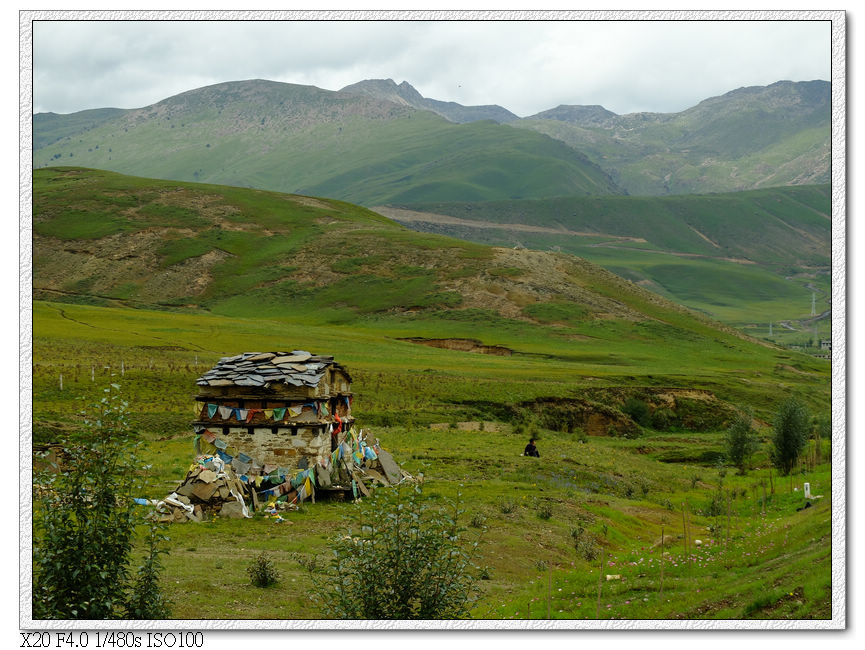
[[385, 185, 831, 344], [32, 300, 832, 620], [32, 80, 620, 206], [31, 168, 832, 621]]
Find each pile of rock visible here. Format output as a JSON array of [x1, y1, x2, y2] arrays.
[[152, 456, 251, 523], [194, 350, 342, 389]]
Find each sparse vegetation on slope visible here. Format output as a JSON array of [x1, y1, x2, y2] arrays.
[[379, 184, 831, 343], [514, 80, 830, 195], [32, 80, 621, 205]]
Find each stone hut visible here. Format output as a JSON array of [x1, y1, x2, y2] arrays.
[[193, 350, 354, 470]]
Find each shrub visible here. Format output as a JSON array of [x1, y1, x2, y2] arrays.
[[570, 526, 599, 562], [535, 501, 553, 520], [292, 552, 324, 574], [499, 500, 518, 514], [469, 512, 487, 528], [314, 483, 481, 619], [247, 553, 280, 588], [33, 385, 170, 619], [725, 409, 759, 474], [622, 398, 651, 427], [771, 397, 810, 475], [651, 408, 675, 431]]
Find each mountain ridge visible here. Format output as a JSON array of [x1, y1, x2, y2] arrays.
[[339, 78, 520, 123], [32, 78, 621, 205], [32, 77, 830, 200]]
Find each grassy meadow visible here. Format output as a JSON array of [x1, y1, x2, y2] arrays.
[[385, 185, 832, 346], [31, 298, 832, 621]]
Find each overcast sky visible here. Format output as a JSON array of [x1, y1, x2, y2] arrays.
[[32, 17, 831, 118]]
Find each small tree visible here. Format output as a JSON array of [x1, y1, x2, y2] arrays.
[[126, 518, 172, 619], [813, 415, 831, 464], [725, 410, 759, 474], [33, 385, 170, 619], [770, 397, 810, 476], [314, 483, 481, 619]]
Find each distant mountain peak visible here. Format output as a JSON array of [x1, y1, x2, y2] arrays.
[[340, 78, 518, 124]]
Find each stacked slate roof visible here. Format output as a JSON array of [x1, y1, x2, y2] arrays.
[[195, 350, 348, 389]]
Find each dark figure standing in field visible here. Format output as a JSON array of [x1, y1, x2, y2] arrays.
[[524, 438, 540, 457]]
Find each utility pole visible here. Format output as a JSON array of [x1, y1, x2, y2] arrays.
[[811, 292, 817, 316]]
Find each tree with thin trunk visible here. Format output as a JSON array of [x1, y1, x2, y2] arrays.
[[725, 409, 759, 475], [770, 397, 810, 476]]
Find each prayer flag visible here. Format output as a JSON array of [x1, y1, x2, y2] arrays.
[[207, 403, 218, 418]]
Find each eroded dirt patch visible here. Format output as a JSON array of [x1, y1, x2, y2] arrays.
[[397, 337, 513, 356]]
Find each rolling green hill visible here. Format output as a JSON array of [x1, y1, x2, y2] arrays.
[[375, 184, 831, 344], [32, 79, 621, 205], [31, 168, 831, 621], [514, 80, 830, 195], [33, 167, 830, 404]]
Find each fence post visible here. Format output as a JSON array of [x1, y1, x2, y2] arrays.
[[659, 525, 665, 597], [596, 547, 605, 619]]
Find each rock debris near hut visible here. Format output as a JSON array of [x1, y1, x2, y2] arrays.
[[152, 350, 411, 522]]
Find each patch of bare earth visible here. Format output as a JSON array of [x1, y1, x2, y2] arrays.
[[34, 229, 232, 302]]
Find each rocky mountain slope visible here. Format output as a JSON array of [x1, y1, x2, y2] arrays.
[[32, 79, 620, 206], [339, 78, 519, 123], [515, 80, 830, 195]]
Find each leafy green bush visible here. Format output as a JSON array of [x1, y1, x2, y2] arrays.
[[314, 484, 481, 619], [33, 385, 170, 619], [622, 398, 651, 427], [247, 553, 280, 588], [651, 408, 675, 431]]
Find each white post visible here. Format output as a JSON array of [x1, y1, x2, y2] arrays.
[[91, 366, 95, 382], [121, 360, 125, 376], [804, 482, 811, 499], [59, 374, 63, 391]]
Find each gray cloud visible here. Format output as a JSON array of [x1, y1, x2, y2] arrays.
[[32, 18, 830, 116]]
